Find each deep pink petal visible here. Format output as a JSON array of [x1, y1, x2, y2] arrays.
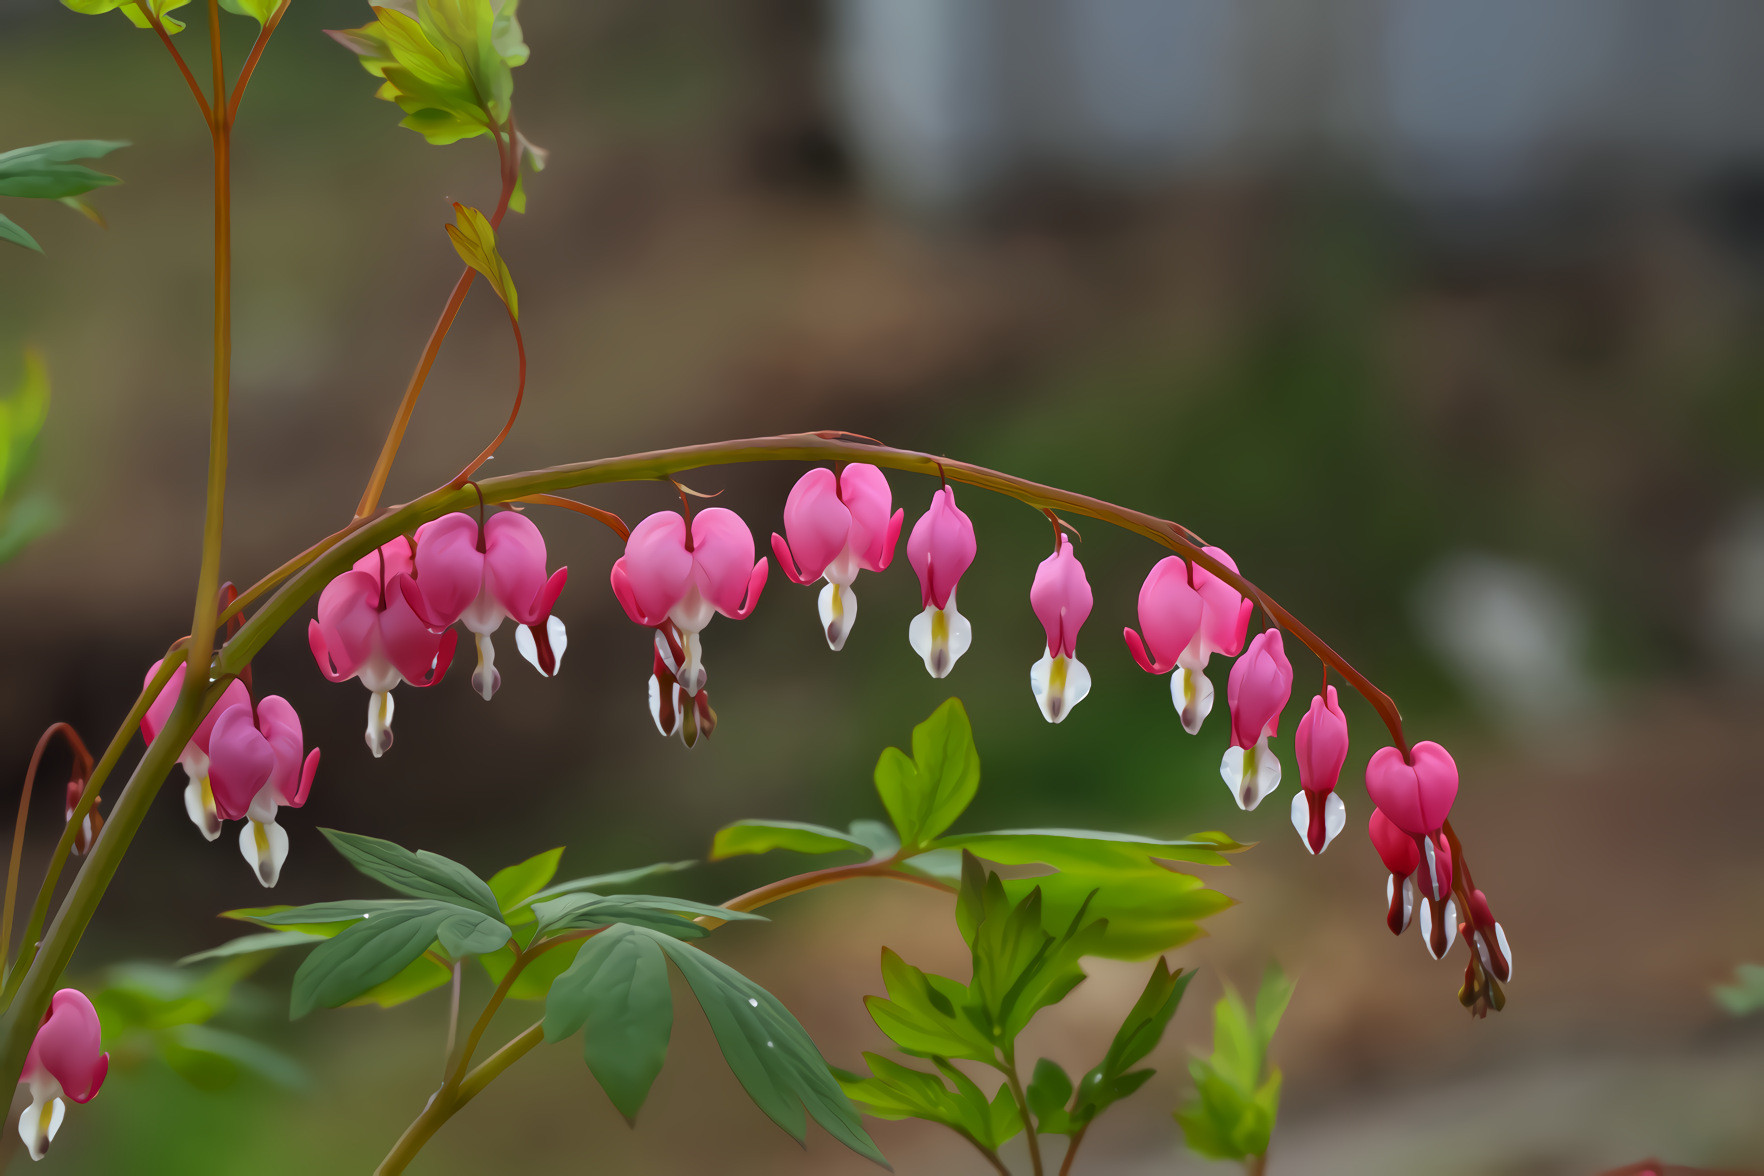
[[906, 487, 976, 609], [483, 510, 554, 622], [616, 512, 694, 625], [610, 560, 661, 626], [381, 575, 449, 685], [508, 565, 568, 627], [837, 464, 896, 571], [192, 679, 253, 756], [1368, 807, 1420, 876], [1029, 536, 1093, 657], [778, 468, 849, 581], [1295, 685, 1350, 795], [254, 695, 308, 802], [207, 706, 275, 823], [353, 537, 415, 583], [1193, 546, 1250, 658], [1226, 629, 1293, 748], [770, 531, 816, 586], [1122, 626, 1159, 674], [312, 569, 384, 679], [875, 508, 904, 571], [1132, 556, 1203, 673], [140, 659, 180, 746], [411, 512, 485, 627], [689, 508, 760, 617], [286, 748, 320, 809], [27, 990, 107, 1104], [1364, 740, 1459, 835]]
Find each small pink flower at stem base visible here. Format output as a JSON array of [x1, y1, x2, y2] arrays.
[[1170, 545, 1254, 735], [206, 697, 319, 887], [612, 508, 765, 740], [140, 659, 252, 842], [1219, 629, 1293, 811], [308, 539, 458, 757], [63, 777, 101, 857], [1028, 534, 1093, 723], [407, 510, 569, 700], [906, 486, 976, 678], [18, 989, 108, 1161], [1369, 808, 1420, 935], [1289, 685, 1350, 854], [771, 464, 903, 651]]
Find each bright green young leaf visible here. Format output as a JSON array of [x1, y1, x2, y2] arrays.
[[1000, 860, 1231, 961], [178, 930, 326, 965], [542, 924, 673, 1123], [874, 698, 980, 849], [1071, 958, 1190, 1127], [320, 828, 502, 917], [1, 348, 51, 502], [159, 1023, 305, 1090], [218, 0, 282, 25], [712, 820, 871, 861], [1027, 1057, 1074, 1133], [0, 213, 39, 253], [863, 948, 993, 1065], [648, 930, 886, 1164], [487, 847, 563, 912], [480, 934, 583, 1001], [960, 855, 1106, 1041], [1174, 965, 1292, 1163], [445, 203, 516, 317], [60, 0, 192, 34], [524, 859, 694, 907], [938, 828, 1244, 872], [529, 893, 763, 940], [347, 953, 453, 1008], [1715, 963, 1764, 1016], [289, 901, 508, 1017]]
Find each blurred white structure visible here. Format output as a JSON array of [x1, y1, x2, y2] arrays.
[[828, 0, 1764, 215]]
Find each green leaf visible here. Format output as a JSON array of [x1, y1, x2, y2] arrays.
[[530, 893, 763, 940], [320, 829, 502, 918], [1072, 958, 1190, 1126], [874, 698, 980, 849], [289, 901, 508, 1017], [159, 1023, 306, 1091], [487, 847, 563, 913], [542, 924, 673, 1123], [61, 0, 192, 34], [648, 930, 886, 1164], [525, 860, 694, 906], [1027, 1057, 1073, 1133], [1000, 861, 1231, 961], [347, 952, 453, 1008], [218, 0, 282, 25], [712, 820, 870, 861], [1253, 964, 1295, 1057], [0, 213, 41, 253], [937, 828, 1245, 871], [178, 930, 326, 965], [961, 858, 1106, 1042], [230, 899, 415, 934], [445, 203, 516, 317], [863, 949, 993, 1064], [1715, 963, 1764, 1016], [1, 348, 51, 502], [480, 935, 583, 1001], [1175, 966, 1292, 1163]]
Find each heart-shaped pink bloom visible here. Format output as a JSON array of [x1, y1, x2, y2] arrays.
[[206, 705, 277, 823], [771, 464, 904, 585], [309, 540, 457, 692], [1364, 741, 1458, 836], [906, 487, 976, 611], [1295, 686, 1349, 795], [207, 696, 319, 886], [1029, 535, 1092, 657], [23, 989, 107, 1105], [408, 511, 568, 631], [610, 508, 768, 632], [139, 660, 251, 765], [1123, 556, 1203, 674], [1226, 629, 1293, 749], [1184, 546, 1254, 668]]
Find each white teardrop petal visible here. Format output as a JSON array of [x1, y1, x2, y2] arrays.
[[366, 690, 394, 758], [545, 614, 567, 672], [909, 597, 972, 679], [1322, 791, 1346, 851], [1290, 791, 1314, 853], [818, 581, 858, 651], [241, 818, 290, 888], [184, 775, 222, 842], [20, 1093, 64, 1161], [470, 632, 501, 700], [1172, 666, 1214, 735], [1494, 922, 1513, 982]]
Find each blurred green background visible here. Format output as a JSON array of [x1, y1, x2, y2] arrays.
[[2, 0, 1763, 1172]]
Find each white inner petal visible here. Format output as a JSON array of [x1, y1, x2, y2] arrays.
[[366, 690, 395, 759], [184, 775, 222, 842], [1171, 666, 1214, 735], [818, 581, 858, 651], [241, 818, 290, 888]]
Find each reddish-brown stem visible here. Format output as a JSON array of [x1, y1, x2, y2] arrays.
[[2, 727, 91, 974], [225, 0, 290, 125], [1058, 1122, 1090, 1176], [447, 310, 525, 486], [132, 0, 214, 125], [355, 126, 519, 519], [712, 858, 954, 923], [512, 494, 629, 540]]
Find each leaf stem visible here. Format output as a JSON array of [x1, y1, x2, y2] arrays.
[[2, 726, 91, 978], [1001, 1050, 1045, 1176], [132, 0, 214, 125], [511, 494, 629, 540], [225, 0, 289, 125], [446, 310, 524, 487], [1056, 1123, 1089, 1176], [964, 1134, 1013, 1175]]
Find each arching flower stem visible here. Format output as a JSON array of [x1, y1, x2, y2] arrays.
[[2, 726, 93, 981], [511, 494, 630, 541], [446, 309, 525, 488]]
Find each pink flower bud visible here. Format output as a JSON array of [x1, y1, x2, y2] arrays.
[[1290, 686, 1350, 854], [1027, 535, 1094, 723], [1466, 889, 1513, 983], [1122, 556, 1203, 675], [1364, 741, 1458, 837], [906, 487, 977, 678], [771, 464, 903, 650], [19, 989, 108, 1160], [1226, 629, 1293, 749]]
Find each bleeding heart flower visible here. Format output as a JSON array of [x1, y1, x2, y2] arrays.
[[1364, 741, 1459, 838], [905, 486, 977, 678], [1289, 685, 1349, 855], [63, 775, 101, 858], [139, 659, 252, 842], [1166, 546, 1254, 735], [1465, 888, 1512, 985], [1123, 555, 1204, 676], [1028, 534, 1093, 723], [1219, 629, 1293, 811], [771, 464, 903, 651], [308, 538, 459, 757], [611, 506, 767, 742], [206, 697, 320, 887], [18, 989, 107, 1161], [1369, 807, 1420, 935], [649, 631, 718, 748], [1368, 806, 1456, 959], [407, 510, 569, 700]]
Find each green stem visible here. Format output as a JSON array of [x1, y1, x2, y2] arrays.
[[1001, 1050, 1044, 1176], [1056, 1123, 1089, 1176], [965, 1134, 1013, 1175], [2, 726, 88, 979]]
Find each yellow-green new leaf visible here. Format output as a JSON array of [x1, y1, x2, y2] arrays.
[[62, 0, 194, 35], [446, 203, 517, 317], [219, 0, 285, 26]]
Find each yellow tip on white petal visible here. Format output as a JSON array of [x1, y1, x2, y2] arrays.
[[184, 775, 222, 842], [1030, 651, 1091, 723], [19, 1094, 63, 1161], [817, 581, 858, 651], [908, 596, 972, 679], [470, 632, 501, 700], [1171, 666, 1214, 735], [241, 819, 290, 888]]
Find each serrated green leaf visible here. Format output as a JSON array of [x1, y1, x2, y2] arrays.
[[445, 203, 516, 317], [218, 0, 281, 25], [712, 820, 870, 861], [321, 829, 501, 917], [487, 847, 563, 913], [1176, 966, 1291, 1162], [648, 931, 886, 1164], [178, 930, 326, 965], [61, 0, 192, 34], [864, 948, 992, 1064], [289, 901, 507, 1017], [542, 924, 673, 1123], [874, 698, 980, 850], [0, 213, 41, 253], [525, 860, 694, 906]]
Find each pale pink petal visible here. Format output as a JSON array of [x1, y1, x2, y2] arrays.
[[352, 537, 414, 582], [381, 575, 455, 686], [27, 990, 107, 1105], [614, 512, 693, 625], [311, 569, 383, 681], [483, 511, 556, 622], [1029, 536, 1093, 657], [1226, 629, 1293, 748], [1191, 546, 1250, 658], [688, 508, 760, 617], [837, 464, 898, 572], [411, 512, 486, 628], [776, 468, 849, 583], [207, 706, 275, 823], [1125, 556, 1203, 674]]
